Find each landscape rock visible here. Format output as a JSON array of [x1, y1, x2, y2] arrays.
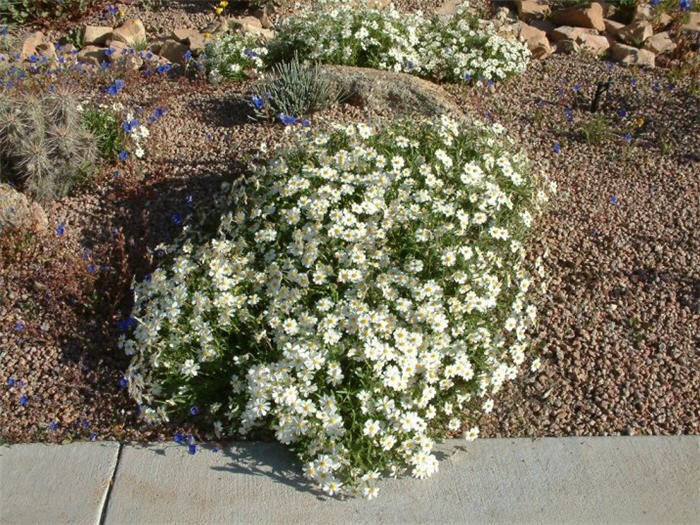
[[550, 3, 606, 32], [35, 42, 57, 63], [0, 184, 48, 234], [171, 28, 205, 53], [617, 20, 654, 45], [550, 25, 599, 42], [20, 31, 43, 61], [76, 45, 106, 66], [517, 22, 553, 58], [159, 39, 189, 65], [113, 53, 143, 72], [83, 25, 112, 46], [231, 18, 276, 42], [632, 3, 654, 22], [576, 33, 610, 55], [321, 65, 463, 117], [603, 18, 625, 36], [435, 0, 460, 21], [202, 17, 228, 36], [516, 0, 551, 21], [105, 40, 129, 59], [642, 31, 676, 55], [253, 8, 274, 29], [681, 12, 700, 33], [556, 39, 581, 54], [657, 13, 672, 28], [529, 18, 556, 35], [610, 42, 655, 67], [111, 19, 146, 47]]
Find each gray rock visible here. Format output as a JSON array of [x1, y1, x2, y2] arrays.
[[321, 65, 463, 117]]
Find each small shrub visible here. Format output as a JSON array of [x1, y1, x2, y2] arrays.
[[0, 0, 101, 25], [205, 30, 268, 83], [579, 114, 610, 145], [82, 106, 124, 163], [249, 54, 341, 121], [0, 86, 98, 201], [121, 115, 553, 498]]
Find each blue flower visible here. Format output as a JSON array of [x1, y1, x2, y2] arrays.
[[174, 432, 185, 443], [251, 94, 264, 109], [190, 406, 199, 416], [115, 79, 125, 89], [118, 151, 129, 161], [118, 378, 128, 388], [187, 435, 195, 445], [14, 321, 25, 332], [83, 421, 90, 428], [617, 108, 627, 117], [7, 378, 15, 386], [107, 84, 119, 95], [301, 118, 311, 127], [105, 48, 114, 57], [279, 114, 296, 125], [90, 433, 98, 440], [171, 213, 183, 225], [680, 0, 692, 9], [185, 194, 194, 207], [573, 84, 580, 92], [554, 141, 561, 153], [87, 265, 96, 273], [19, 396, 28, 406], [154, 108, 165, 118], [630, 77, 636, 86], [156, 63, 171, 74], [49, 422, 59, 430], [0, 27, 8, 36], [624, 133, 632, 141], [565, 108, 572, 122], [184, 50, 192, 61], [188, 444, 197, 455], [610, 195, 619, 204], [211, 447, 219, 453], [17, 380, 25, 387]]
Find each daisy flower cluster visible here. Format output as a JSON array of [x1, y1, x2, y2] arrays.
[[205, 31, 268, 82], [268, 0, 529, 82], [120, 115, 553, 498]]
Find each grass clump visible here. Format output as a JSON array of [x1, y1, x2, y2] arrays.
[[0, 85, 98, 201], [120, 115, 553, 499], [248, 54, 341, 121]]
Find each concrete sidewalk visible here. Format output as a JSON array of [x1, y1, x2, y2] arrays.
[[1, 436, 698, 525]]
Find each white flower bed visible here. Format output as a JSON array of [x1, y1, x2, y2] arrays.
[[120, 115, 553, 498], [269, 0, 530, 82]]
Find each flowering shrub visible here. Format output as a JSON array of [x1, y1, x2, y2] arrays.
[[121, 115, 553, 498], [267, 0, 529, 82], [205, 31, 268, 83]]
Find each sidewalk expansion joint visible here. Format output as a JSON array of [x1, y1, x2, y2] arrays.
[[98, 441, 123, 525]]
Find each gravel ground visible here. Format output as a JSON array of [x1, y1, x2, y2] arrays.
[[1, 3, 698, 445]]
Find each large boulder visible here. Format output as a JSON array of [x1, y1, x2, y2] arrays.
[[603, 18, 624, 36], [610, 42, 655, 67], [550, 3, 605, 32], [517, 22, 553, 58], [321, 65, 463, 117], [0, 184, 48, 235], [77, 45, 106, 66], [111, 19, 147, 47]]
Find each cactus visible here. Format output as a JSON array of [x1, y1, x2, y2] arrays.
[[0, 86, 97, 201]]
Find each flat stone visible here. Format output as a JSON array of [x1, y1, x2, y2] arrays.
[[643, 31, 676, 54], [550, 2, 606, 32], [577, 32, 611, 55], [550, 25, 599, 42], [321, 64, 463, 117], [610, 41, 656, 67], [604, 18, 625, 36], [83, 25, 112, 45], [0, 442, 120, 524], [102, 437, 699, 524]]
